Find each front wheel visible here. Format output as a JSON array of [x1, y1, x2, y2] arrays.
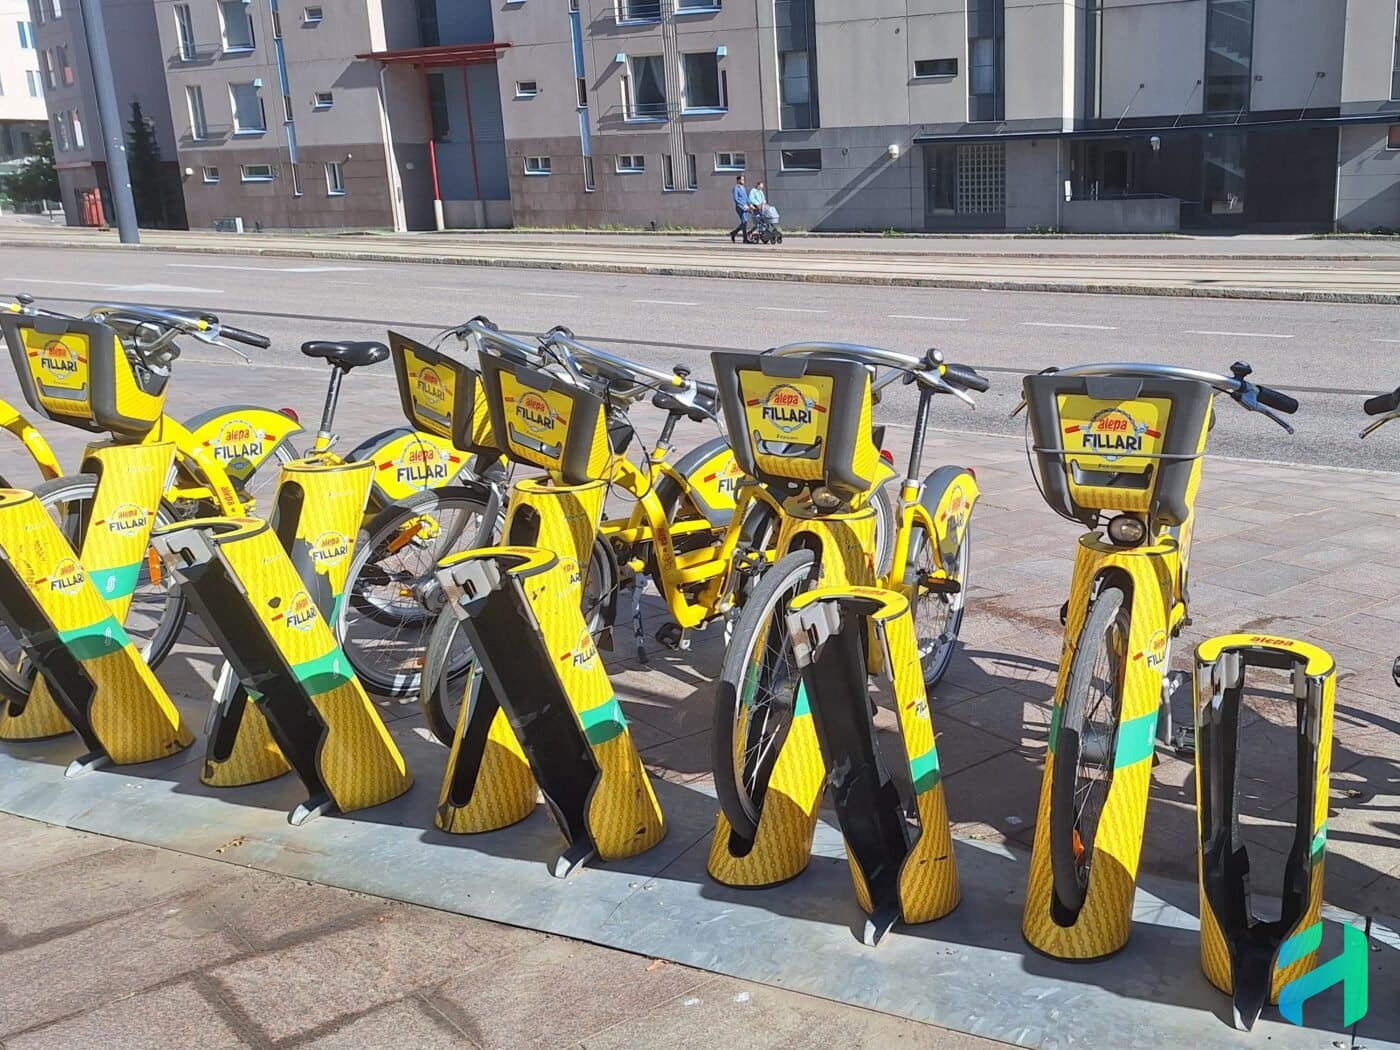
[[0, 475, 189, 702], [337, 486, 495, 698], [905, 523, 971, 688], [712, 549, 816, 841], [1048, 584, 1129, 921]]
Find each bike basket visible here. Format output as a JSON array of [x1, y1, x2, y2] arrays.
[[1, 314, 166, 438], [477, 355, 614, 484], [388, 330, 497, 455], [711, 351, 881, 501], [1023, 372, 1214, 527]]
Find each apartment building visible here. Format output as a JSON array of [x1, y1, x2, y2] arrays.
[[496, 0, 1400, 232], [29, 0, 186, 225], [150, 0, 510, 230], [0, 0, 47, 162]]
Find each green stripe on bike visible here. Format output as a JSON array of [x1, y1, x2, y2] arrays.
[[291, 648, 355, 695], [578, 696, 627, 746], [909, 746, 941, 794], [1113, 710, 1160, 769], [87, 562, 142, 602], [58, 615, 132, 660], [1047, 703, 1063, 754], [1310, 825, 1327, 862]]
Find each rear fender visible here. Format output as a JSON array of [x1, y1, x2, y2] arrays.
[[918, 465, 979, 570]]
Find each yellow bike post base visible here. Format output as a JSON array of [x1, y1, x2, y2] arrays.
[[786, 586, 959, 946], [708, 506, 879, 889], [0, 482, 193, 773], [152, 516, 411, 824], [200, 458, 375, 788], [1022, 534, 1171, 961], [434, 542, 665, 877], [1194, 634, 1336, 1031]]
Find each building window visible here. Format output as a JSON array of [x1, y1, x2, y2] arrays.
[[662, 153, 675, 190], [524, 156, 552, 175], [682, 52, 724, 110], [956, 142, 1005, 214], [914, 58, 957, 78], [427, 72, 449, 140], [26, 70, 39, 97], [271, 7, 281, 36], [325, 160, 345, 194], [241, 163, 274, 182], [43, 0, 61, 19], [282, 94, 293, 121], [52, 112, 69, 151], [38, 50, 53, 89], [219, 0, 255, 51], [776, 0, 818, 129], [56, 45, 73, 86], [583, 154, 596, 190], [617, 0, 661, 23], [677, 0, 720, 9], [616, 153, 645, 173], [714, 150, 745, 171], [187, 85, 208, 140], [515, 80, 538, 98], [968, 0, 1004, 122], [686, 152, 698, 189], [303, 5, 323, 24], [70, 109, 83, 148], [230, 82, 266, 133], [569, 0, 579, 9], [174, 4, 195, 60], [313, 90, 333, 108], [576, 77, 587, 107], [289, 162, 302, 195], [1204, 0, 1253, 112], [415, 0, 438, 46], [625, 55, 667, 119], [203, 165, 220, 182], [17, 21, 33, 48], [780, 148, 821, 171], [1390, 124, 1400, 149]]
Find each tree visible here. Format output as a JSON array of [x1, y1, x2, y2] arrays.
[[3, 131, 59, 207], [126, 99, 167, 227]]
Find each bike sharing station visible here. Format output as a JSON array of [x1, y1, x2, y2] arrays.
[[0, 306, 1392, 1050]]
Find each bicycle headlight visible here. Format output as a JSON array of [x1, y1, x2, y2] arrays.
[[1107, 514, 1147, 547]]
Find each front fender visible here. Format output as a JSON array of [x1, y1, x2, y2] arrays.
[[919, 465, 979, 569], [182, 405, 304, 484]]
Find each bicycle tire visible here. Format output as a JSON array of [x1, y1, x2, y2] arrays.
[[169, 439, 298, 520], [712, 548, 817, 841], [906, 524, 971, 688], [869, 485, 894, 579], [1048, 584, 1129, 920], [419, 535, 616, 746], [337, 486, 494, 698], [0, 474, 189, 702]]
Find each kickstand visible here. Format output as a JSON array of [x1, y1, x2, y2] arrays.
[[552, 839, 598, 879], [64, 750, 110, 778], [631, 574, 649, 666], [289, 791, 337, 826]]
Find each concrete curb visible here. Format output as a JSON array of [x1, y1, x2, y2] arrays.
[[10, 235, 1400, 304]]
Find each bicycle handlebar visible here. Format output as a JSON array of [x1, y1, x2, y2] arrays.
[[219, 324, 271, 349], [459, 316, 545, 365], [1365, 388, 1400, 417], [767, 341, 988, 404]]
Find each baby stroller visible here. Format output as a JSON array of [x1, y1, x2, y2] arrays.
[[750, 203, 783, 244]]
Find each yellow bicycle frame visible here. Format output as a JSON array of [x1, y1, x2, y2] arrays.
[[0, 398, 62, 483]]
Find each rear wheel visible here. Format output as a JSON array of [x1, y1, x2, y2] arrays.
[[712, 549, 816, 840], [0, 475, 188, 702], [337, 487, 494, 698], [419, 536, 615, 745], [1048, 584, 1129, 920]]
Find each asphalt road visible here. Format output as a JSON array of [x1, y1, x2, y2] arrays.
[[3, 244, 1398, 470]]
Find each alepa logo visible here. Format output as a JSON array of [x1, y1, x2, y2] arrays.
[[38, 339, 82, 379], [1067, 407, 1159, 463], [46, 557, 85, 594], [1137, 629, 1169, 670], [516, 391, 561, 435], [700, 458, 746, 502], [416, 365, 447, 405], [1277, 921, 1369, 1028], [281, 590, 319, 631], [309, 530, 350, 569], [393, 442, 452, 487], [757, 383, 820, 434], [102, 503, 149, 535], [212, 418, 264, 466], [561, 628, 598, 669]]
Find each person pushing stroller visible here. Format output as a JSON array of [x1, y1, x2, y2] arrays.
[[746, 180, 783, 245]]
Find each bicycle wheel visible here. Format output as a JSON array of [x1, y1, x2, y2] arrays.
[[169, 439, 298, 520], [869, 485, 894, 578], [0, 475, 189, 702], [905, 524, 971, 688], [338, 486, 494, 698], [712, 549, 817, 840], [419, 536, 615, 745], [1048, 584, 1129, 919]]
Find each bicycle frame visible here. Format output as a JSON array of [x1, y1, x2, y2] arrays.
[[0, 397, 62, 484]]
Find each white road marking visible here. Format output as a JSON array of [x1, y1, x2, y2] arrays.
[[1021, 321, 1118, 330], [1375, 338, 1400, 344], [888, 314, 969, 322], [1186, 330, 1294, 339], [525, 291, 580, 299], [2, 276, 222, 294], [635, 299, 699, 306], [756, 306, 825, 314], [169, 263, 367, 273]]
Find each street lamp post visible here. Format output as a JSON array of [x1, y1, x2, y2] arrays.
[[77, 0, 139, 244]]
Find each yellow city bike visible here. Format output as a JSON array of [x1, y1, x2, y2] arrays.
[[711, 342, 985, 842], [415, 326, 878, 744], [1016, 361, 1296, 957], [1360, 383, 1400, 686]]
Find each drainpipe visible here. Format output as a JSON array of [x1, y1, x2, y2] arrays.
[[421, 73, 445, 231], [462, 64, 483, 224], [376, 64, 407, 232]]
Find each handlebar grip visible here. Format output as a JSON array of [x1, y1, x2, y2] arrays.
[[1364, 388, 1400, 416], [1255, 384, 1298, 414], [694, 378, 719, 400], [220, 324, 271, 349], [944, 363, 990, 393]]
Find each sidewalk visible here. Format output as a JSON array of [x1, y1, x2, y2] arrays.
[[0, 813, 997, 1049], [4, 224, 1399, 302]]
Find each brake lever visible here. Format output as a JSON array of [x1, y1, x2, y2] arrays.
[[1361, 412, 1400, 439], [1011, 398, 1028, 418], [919, 371, 975, 407], [194, 329, 251, 363], [1237, 386, 1294, 436]]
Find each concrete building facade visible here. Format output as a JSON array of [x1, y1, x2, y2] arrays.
[[0, 0, 47, 162]]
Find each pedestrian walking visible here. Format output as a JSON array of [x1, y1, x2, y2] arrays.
[[730, 175, 750, 243]]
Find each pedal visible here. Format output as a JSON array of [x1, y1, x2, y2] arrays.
[[917, 572, 961, 595], [733, 547, 765, 577], [655, 622, 688, 651]]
